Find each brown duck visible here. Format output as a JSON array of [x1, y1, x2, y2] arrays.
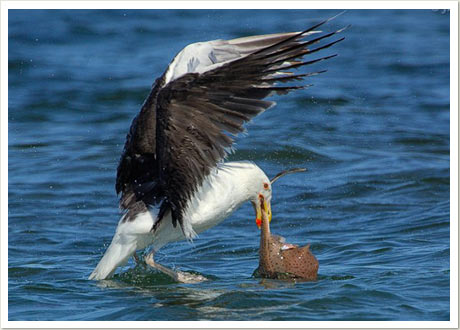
[[254, 169, 318, 280], [256, 206, 318, 280]]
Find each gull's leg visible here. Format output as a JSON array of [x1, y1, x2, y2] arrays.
[[144, 250, 207, 283], [133, 252, 140, 265]]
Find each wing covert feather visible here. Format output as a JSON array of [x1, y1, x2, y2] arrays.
[[154, 21, 346, 230], [114, 17, 346, 236]]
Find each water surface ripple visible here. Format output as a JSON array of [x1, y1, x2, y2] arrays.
[[8, 9, 450, 321]]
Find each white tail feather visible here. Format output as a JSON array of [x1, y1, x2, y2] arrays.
[[88, 234, 137, 280], [89, 211, 157, 280]]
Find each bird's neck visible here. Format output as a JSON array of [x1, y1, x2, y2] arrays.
[[259, 208, 278, 275], [259, 209, 271, 260], [261, 211, 271, 238], [186, 162, 259, 232]]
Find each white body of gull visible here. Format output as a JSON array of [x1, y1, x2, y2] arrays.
[[89, 16, 345, 282]]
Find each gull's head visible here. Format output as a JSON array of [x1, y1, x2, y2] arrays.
[[249, 167, 307, 229], [250, 176, 273, 229]]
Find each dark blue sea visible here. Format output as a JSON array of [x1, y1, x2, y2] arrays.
[[8, 9, 451, 321]]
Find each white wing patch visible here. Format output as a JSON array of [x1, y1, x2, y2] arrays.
[[164, 40, 236, 85], [163, 31, 321, 86]]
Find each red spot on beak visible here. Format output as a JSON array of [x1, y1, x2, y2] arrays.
[[256, 218, 262, 228]]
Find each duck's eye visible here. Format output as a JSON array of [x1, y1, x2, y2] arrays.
[[263, 183, 269, 190]]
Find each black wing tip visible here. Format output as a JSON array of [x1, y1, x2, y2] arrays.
[[325, 10, 347, 23], [299, 10, 347, 36], [334, 36, 346, 44], [333, 10, 347, 19], [305, 53, 339, 65], [252, 12, 347, 58], [325, 53, 339, 59]]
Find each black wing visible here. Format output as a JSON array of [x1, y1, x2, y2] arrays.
[[115, 76, 165, 220], [116, 18, 346, 235]]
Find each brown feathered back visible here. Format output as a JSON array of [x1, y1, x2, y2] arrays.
[[258, 209, 318, 280]]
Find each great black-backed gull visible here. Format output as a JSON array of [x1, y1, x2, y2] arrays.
[[89, 15, 345, 282]]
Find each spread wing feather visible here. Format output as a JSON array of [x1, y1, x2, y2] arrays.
[[115, 16, 347, 236]]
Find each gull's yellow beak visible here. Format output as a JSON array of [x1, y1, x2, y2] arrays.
[[254, 196, 272, 229]]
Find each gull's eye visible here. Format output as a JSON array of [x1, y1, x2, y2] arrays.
[[263, 182, 269, 190]]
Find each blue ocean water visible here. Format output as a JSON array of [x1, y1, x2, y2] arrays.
[[8, 9, 450, 321]]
